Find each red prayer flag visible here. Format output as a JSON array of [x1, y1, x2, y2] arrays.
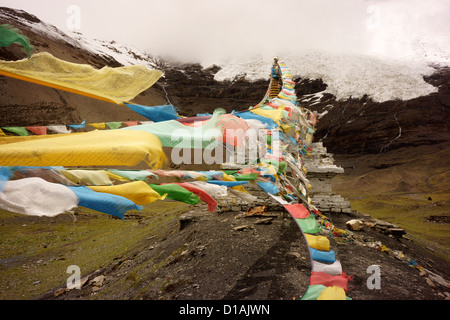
[[310, 271, 351, 290], [174, 182, 218, 213], [283, 203, 310, 219], [26, 126, 47, 135], [123, 121, 139, 127]]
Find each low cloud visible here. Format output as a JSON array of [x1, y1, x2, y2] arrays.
[[3, 0, 449, 64]]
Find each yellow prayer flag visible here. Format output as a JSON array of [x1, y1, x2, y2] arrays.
[[317, 286, 347, 300], [304, 234, 331, 252], [88, 123, 106, 130], [0, 129, 166, 168], [60, 169, 113, 186], [88, 181, 165, 205], [0, 52, 163, 104], [250, 107, 284, 123]]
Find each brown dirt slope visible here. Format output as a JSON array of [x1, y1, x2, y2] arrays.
[[32, 203, 450, 301], [0, 7, 168, 128]]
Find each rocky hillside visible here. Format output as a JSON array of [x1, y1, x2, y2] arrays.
[[1, 7, 449, 158], [0, 7, 267, 127], [301, 68, 450, 155], [0, 7, 168, 127]]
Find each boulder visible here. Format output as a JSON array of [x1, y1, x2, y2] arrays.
[[346, 219, 364, 231], [388, 227, 406, 239], [90, 275, 105, 287]]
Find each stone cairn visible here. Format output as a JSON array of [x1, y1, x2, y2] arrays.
[[302, 142, 352, 214], [216, 141, 352, 215]]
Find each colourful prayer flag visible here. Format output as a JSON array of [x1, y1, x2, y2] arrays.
[[26, 126, 47, 135], [0, 24, 32, 56], [1, 127, 29, 136], [106, 122, 122, 130], [88, 122, 106, 130]]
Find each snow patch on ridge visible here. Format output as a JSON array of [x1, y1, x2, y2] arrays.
[[1, 8, 445, 103], [0, 8, 160, 71], [209, 50, 440, 103], [68, 32, 159, 70]]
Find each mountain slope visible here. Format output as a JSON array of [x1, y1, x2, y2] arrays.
[[1, 6, 449, 157], [0, 7, 168, 127], [306, 66, 450, 155]]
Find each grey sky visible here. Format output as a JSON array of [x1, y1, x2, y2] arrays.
[[2, 0, 449, 63]]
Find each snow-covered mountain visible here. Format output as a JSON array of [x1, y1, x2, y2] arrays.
[[77, 31, 448, 104], [2, 6, 448, 104], [0, 6, 162, 70], [68, 31, 161, 71], [211, 51, 442, 103], [0, 6, 449, 156]]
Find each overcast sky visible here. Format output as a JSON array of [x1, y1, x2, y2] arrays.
[[2, 0, 449, 63]]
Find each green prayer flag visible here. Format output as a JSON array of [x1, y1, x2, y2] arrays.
[[2, 126, 29, 136], [106, 122, 123, 130], [108, 169, 157, 181], [148, 183, 200, 205], [260, 159, 287, 172], [0, 24, 32, 57], [295, 215, 321, 234], [234, 172, 259, 181], [301, 285, 327, 300]]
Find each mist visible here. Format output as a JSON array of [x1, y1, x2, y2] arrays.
[[2, 0, 449, 64]]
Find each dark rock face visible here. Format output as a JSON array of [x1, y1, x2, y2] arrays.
[[294, 78, 328, 96], [160, 63, 450, 156], [298, 67, 450, 155], [1, 6, 449, 159], [157, 63, 269, 116]]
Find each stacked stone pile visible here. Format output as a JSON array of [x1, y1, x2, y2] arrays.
[[303, 142, 352, 213], [216, 142, 352, 214]]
